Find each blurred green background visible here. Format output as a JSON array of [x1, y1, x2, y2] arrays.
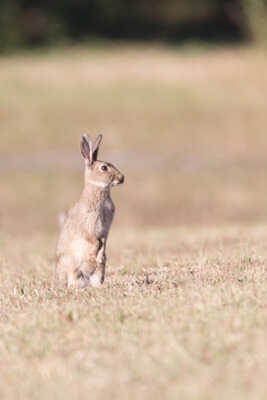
[[1, 0, 267, 51]]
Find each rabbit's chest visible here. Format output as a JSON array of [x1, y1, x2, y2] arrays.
[[95, 198, 115, 238]]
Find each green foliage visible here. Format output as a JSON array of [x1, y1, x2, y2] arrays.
[[0, 0, 266, 51], [243, 0, 267, 43]]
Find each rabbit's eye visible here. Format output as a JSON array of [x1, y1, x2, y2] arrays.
[[100, 165, 108, 171]]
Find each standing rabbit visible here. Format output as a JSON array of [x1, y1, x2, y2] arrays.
[[56, 134, 124, 288]]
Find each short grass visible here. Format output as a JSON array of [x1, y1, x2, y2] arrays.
[[0, 226, 266, 400], [0, 44, 267, 399]]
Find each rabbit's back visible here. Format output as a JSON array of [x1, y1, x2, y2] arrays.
[[57, 201, 98, 257]]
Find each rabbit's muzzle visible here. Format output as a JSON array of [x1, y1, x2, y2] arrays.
[[113, 173, 124, 186]]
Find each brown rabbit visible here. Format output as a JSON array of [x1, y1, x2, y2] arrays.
[[56, 134, 124, 288]]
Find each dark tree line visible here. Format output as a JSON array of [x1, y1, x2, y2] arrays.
[[0, 0, 266, 51]]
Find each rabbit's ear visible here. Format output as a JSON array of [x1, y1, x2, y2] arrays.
[[92, 134, 103, 161], [81, 134, 93, 164]]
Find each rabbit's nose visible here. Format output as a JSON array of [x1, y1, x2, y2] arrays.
[[113, 173, 124, 186], [117, 174, 124, 185]]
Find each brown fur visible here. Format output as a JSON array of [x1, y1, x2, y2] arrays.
[[55, 134, 124, 288]]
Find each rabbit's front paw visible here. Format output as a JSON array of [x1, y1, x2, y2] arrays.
[[90, 273, 102, 288]]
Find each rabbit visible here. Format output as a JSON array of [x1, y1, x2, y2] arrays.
[[55, 134, 124, 288]]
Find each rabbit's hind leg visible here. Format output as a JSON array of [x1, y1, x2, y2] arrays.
[[67, 267, 90, 288]]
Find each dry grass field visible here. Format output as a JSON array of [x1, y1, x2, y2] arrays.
[[0, 44, 267, 399]]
